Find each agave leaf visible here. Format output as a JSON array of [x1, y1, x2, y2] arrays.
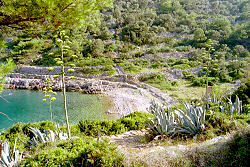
[[29, 127, 46, 143], [235, 95, 241, 115], [3, 142, 11, 163], [28, 127, 38, 139], [174, 126, 193, 134], [1, 150, 10, 167], [14, 150, 19, 165], [0, 160, 7, 167], [26, 140, 35, 148], [48, 130, 55, 142], [175, 108, 196, 132], [59, 132, 68, 140], [31, 137, 39, 147]]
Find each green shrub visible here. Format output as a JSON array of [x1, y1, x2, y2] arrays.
[[182, 70, 192, 79], [175, 46, 191, 52], [171, 81, 179, 86], [159, 46, 171, 52], [138, 73, 172, 90], [0, 121, 56, 152], [188, 60, 201, 67], [192, 77, 218, 86], [172, 64, 191, 70], [21, 121, 56, 135], [119, 61, 142, 74], [100, 65, 116, 75], [8, 122, 23, 134], [78, 112, 152, 137], [132, 58, 150, 68], [205, 112, 249, 136], [81, 66, 101, 74], [78, 57, 114, 66], [224, 129, 250, 167], [20, 137, 124, 167], [138, 73, 165, 82], [231, 81, 250, 106]]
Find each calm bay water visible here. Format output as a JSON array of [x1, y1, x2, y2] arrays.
[[0, 89, 116, 130]]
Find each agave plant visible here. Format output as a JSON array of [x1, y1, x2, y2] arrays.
[[0, 139, 22, 167], [19, 127, 69, 149], [174, 103, 206, 136], [219, 95, 243, 115], [148, 101, 176, 135], [148, 101, 206, 137]]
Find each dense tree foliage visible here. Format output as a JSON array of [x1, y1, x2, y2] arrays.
[[0, 59, 15, 93], [0, 0, 113, 29], [0, 0, 249, 84]]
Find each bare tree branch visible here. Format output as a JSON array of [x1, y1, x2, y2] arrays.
[[0, 17, 42, 26]]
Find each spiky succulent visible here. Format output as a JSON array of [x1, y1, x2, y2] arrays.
[[173, 103, 206, 136], [148, 101, 206, 137], [0, 139, 22, 167], [18, 127, 76, 149], [148, 100, 176, 135], [220, 95, 243, 115]]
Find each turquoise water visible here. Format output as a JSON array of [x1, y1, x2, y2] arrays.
[[0, 90, 116, 130]]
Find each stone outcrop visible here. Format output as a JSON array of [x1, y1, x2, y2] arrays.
[[5, 77, 119, 94]]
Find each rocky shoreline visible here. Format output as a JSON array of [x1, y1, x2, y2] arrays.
[[5, 66, 176, 117]]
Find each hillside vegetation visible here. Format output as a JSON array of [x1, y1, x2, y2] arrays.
[[0, 0, 248, 85]]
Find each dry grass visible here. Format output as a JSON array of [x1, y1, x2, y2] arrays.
[[166, 81, 206, 102], [166, 81, 233, 102]]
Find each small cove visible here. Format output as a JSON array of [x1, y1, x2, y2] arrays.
[[0, 89, 118, 130]]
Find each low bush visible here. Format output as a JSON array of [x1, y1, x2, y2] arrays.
[[20, 137, 124, 167], [78, 57, 114, 67], [182, 128, 250, 167], [171, 81, 179, 86], [100, 65, 116, 75], [0, 121, 56, 152], [138, 73, 172, 90], [81, 66, 100, 74], [188, 60, 201, 67], [173, 64, 191, 70], [119, 61, 142, 74], [192, 77, 219, 86], [182, 70, 192, 79], [175, 46, 191, 52], [203, 112, 249, 138], [224, 129, 250, 167], [231, 80, 250, 106], [78, 112, 152, 137]]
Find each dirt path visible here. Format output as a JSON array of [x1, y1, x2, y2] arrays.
[[106, 129, 186, 166], [105, 128, 246, 167]]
